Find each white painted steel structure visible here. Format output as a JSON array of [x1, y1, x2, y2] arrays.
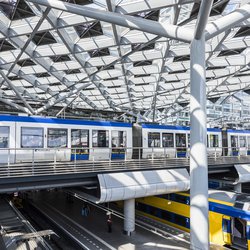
[[97, 169, 190, 203], [1, 0, 250, 249], [0, 0, 249, 122]]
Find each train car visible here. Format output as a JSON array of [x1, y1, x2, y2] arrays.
[[141, 123, 222, 158], [223, 128, 250, 156], [0, 115, 132, 163], [135, 190, 250, 249]]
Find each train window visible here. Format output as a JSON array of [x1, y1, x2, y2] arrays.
[[239, 136, 246, 147], [47, 128, 67, 148], [161, 209, 172, 221], [71, 129, 89, 148], [210, 134, 219, 147], [231, 135, 238, 148], [176, 133, 186, 148], [21, 127, 44, 148], [162, 133, 174, 147], [174, 214, 187, 227], [111, 131, 126, 147], [0, 126, 9, 148], [92, 130, 109, 147], [148, 132, 160, 147]]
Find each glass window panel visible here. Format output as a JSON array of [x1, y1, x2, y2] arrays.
[[0, 126, 9, 148], [92, 130, 109, 147], [162, 133, 174, 147], [48, 128, 67, 148], [231, 135, 238, 148], [148, 132, 160, 147], [210, 134, 219, 147], [111, 131, 126, 147], [239, 136, 246, 147], [176, 133, 186, 148], [21, 127, 44, 148], [71, 129, 89, 148], [247, 137, 250, 148]]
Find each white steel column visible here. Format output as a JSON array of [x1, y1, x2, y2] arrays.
[[190, 1, 213, 249], [123, 199, 135, 236], [190, 34, 209, 250]]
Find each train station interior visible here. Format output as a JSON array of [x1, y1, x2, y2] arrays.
[[1, 0, 250, 249]]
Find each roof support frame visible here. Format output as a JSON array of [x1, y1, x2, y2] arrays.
[[27, 0, 194, 43], [0, 70, 35, 114]]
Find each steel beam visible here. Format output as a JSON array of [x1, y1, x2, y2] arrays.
[[27, 0, 193, 43], [0, 96, 32, 115], [194, 0, 213, 40], [0, 71, 35, 114], [205, 3, 250, 41]]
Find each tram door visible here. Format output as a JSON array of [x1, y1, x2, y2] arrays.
[[0, 126, 10, 163], [232, 218, 248, 249], [176, 133, 187, 157], [71, 129, 89, 160]]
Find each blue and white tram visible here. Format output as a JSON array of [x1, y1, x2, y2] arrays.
[[0, 115, 132, 163], [141, 124, 222, 158], [226, 129, 250, 156]]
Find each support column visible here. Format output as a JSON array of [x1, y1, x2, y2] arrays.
[[234, 183, 242, 193], [123, 199, 135, 236], [190, 34, 209, 250]]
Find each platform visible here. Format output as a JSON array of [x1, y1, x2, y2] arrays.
[[30, 190, 229, 250]]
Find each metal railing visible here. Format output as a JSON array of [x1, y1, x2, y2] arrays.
[[0, 146, 249, 179], [0, 145, 249, 165]]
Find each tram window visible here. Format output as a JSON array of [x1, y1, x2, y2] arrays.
[[188, 134, 190, 147], [176, 133, 186, 148], [111, 131, 126, 147], [148, 132, 160, 147], [239, 136, 246, 147], [71, 129, 89, 148], [210, 134, 219, 147], [0, 126, 9, 148], [162, 133, 174, 147], [247, 137, 250, 148], [21, 127, 44, 148], [92, 130, 109, 147], [47, 128, 67, 148], [231, 135, 238, 148]]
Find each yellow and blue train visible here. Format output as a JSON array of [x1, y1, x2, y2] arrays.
[[136, 190, 250, 249]]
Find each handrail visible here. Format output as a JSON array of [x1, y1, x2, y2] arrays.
[[0, 146, 249, 169]]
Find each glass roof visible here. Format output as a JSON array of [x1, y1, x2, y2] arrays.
[[0, 0, 249, 122]]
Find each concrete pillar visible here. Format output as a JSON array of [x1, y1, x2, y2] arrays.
[[190, 34, 209, 250], [123, 198, 135, 235], [234, 183, 242, 193]]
